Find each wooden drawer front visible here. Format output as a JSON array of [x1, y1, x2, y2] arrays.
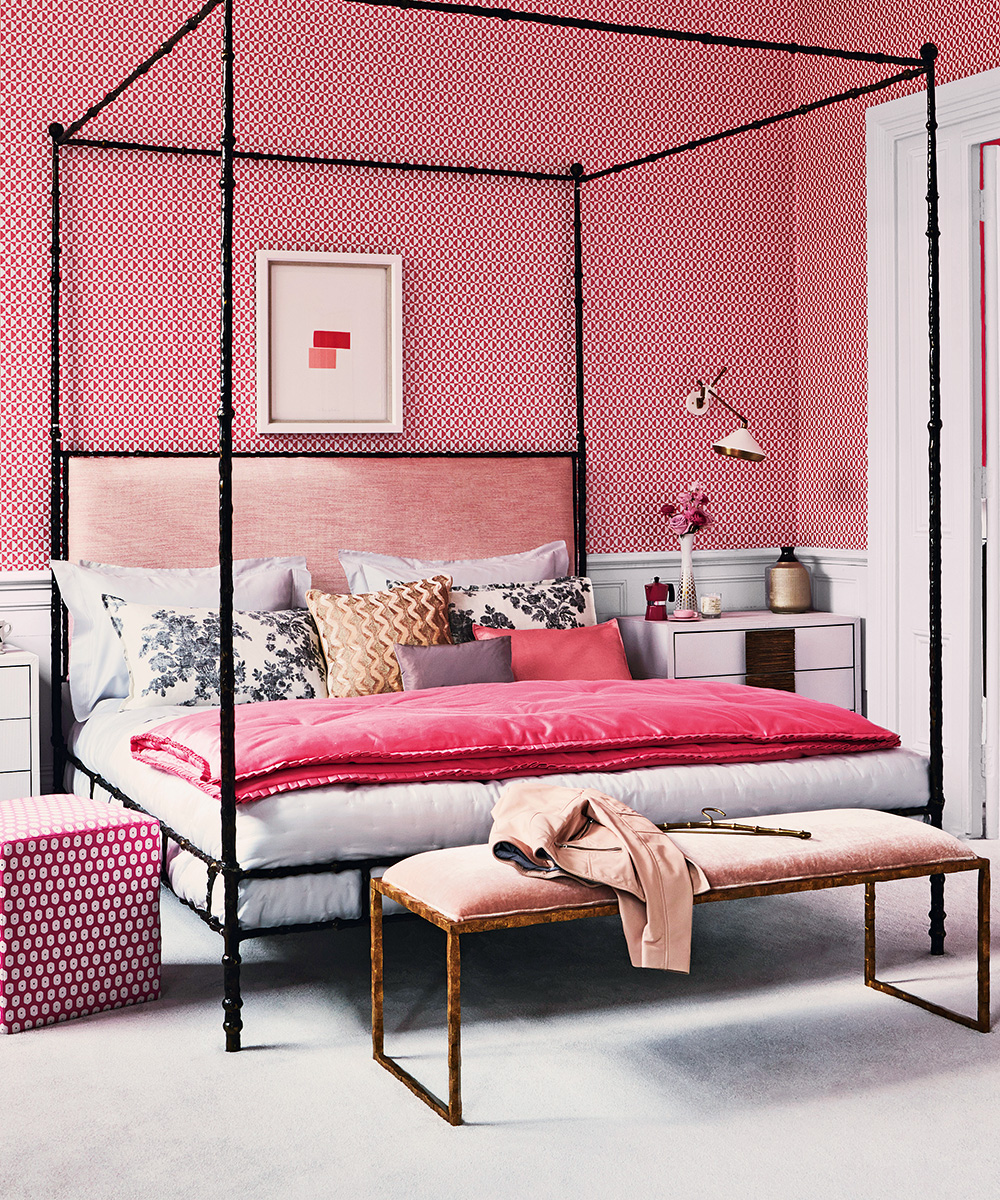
[[673, 629, 745, 678], [745, 629, 795, 691], [0, 666, 31, 720], [0, 771, 32, 802], [793, 624, 854, 670], [0, 720, 32, 772]]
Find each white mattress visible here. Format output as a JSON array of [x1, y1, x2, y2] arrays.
[[68, 700, 930, 929]]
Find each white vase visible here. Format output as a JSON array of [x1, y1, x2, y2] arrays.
[[677, 532, 698, 612]]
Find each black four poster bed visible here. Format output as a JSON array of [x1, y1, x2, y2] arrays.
[[46, 1, 945, 1052]]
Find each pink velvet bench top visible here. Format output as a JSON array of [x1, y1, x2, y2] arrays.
[[381, 845, 617, 923], [380, 809, 979, 922]]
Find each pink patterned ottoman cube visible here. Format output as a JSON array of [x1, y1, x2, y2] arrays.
[[0, 794, 161, 1034]]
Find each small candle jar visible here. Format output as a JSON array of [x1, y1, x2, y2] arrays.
[[700, 592, 723, 619]]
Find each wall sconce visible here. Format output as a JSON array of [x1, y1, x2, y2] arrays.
[[685, 367, 765, 462]]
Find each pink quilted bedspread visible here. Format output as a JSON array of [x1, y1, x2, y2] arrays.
[[129, 678, 901, 803]]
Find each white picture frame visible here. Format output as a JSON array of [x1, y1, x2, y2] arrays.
[[256, 249, 403, 434]]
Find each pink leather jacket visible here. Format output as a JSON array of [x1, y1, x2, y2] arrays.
[[489, 781, 709, 973]]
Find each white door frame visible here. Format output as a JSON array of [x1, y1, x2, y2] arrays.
[[867, 69, 1000, 837], [982, 145, 1000, 839]]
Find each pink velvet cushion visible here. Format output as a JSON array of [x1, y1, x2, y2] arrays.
[[668, 808, 978, 891], [380, 844, 616, 922], [472, 619, 632, 682]]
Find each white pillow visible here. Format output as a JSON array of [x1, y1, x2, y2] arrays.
[[101, 598, 327, 710], [339, 540, 570, 594], [51, 557, 311, 721]]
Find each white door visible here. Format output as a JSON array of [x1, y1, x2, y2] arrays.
[[981, 144, 1000, 837], [867, 77, 995, 837]]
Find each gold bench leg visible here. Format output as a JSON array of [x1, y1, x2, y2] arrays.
[[446, 929, 463, 1126], [371, 883, 384, 1059], [865, 863, 991, 1032], [370, 880, 464, 1125]]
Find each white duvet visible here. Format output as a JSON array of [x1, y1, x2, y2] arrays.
[[68, 700, 930, 929]]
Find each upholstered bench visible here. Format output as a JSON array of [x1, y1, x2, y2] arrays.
[[0, 795, 161, 1034], [370, 808, 990, 1124]]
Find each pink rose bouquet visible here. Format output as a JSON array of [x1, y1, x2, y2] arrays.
[[660, 486, 713, 537]]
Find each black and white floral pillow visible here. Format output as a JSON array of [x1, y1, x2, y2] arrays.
[[101, 596, 328, 709], [442, 576, 597, 643]]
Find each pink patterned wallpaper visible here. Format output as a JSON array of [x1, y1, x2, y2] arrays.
[[3, 1, 990, 571], [794, 0, 1000, 547]]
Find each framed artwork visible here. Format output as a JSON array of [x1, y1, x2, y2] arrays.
[[256, 249, 403, 434]]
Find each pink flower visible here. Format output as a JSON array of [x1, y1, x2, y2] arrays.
[[659, 483, 713, 537]]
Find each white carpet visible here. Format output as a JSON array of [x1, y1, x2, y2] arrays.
[[2, 843, 998, 1200]]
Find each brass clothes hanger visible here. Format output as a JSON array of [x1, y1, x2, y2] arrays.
[[658, 808, 812, 839]]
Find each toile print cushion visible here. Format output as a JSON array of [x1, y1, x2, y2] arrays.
[[305, 575, 453, 699], [51, 556, 311, 721], [101, 597, 328, 710], [443, 576, 597, 644]]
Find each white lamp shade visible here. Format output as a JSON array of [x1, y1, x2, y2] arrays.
[[712, 426, 765, 462]]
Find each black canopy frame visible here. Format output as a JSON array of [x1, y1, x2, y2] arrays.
[[46, 0, 943, 1052]]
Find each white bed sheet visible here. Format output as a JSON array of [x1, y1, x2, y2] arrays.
[[68, 699, 930, 929]]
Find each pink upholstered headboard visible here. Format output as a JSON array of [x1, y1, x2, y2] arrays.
[[66, 455, 579, 595]]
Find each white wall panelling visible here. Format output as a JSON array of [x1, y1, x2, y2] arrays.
[[588, 548, 867, 623]]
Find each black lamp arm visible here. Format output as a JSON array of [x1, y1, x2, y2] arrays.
[[712, 393, 750, 428]]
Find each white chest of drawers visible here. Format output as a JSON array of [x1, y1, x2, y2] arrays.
[[0, 649, 41, 801], [616, 611, 863, 712]]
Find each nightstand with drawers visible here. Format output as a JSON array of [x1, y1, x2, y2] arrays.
[[0, 650, 41, 801], [616, 612, 863, 713]]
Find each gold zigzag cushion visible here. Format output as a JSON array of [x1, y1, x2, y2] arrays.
[[306, 575, 453, 698]]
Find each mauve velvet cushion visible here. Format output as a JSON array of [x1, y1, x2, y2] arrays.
[[473, 619, 632, 682], [393, 638, 515, 691]]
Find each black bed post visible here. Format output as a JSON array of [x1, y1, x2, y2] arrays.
[[571, 162, 587, 577], [218, 0, 243, 1049], [922, 43, 947, 954], [48, 122, 67, 791]]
